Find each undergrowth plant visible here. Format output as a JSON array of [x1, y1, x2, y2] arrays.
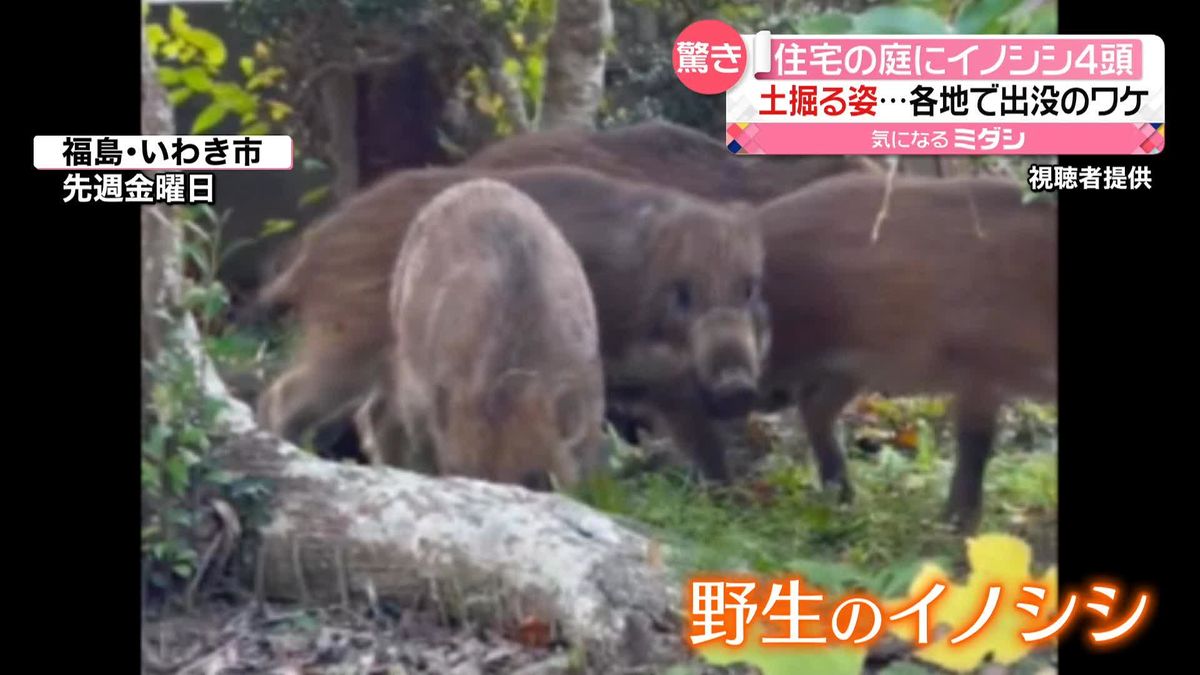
[[142, 205, 277, 599], [141, 322, 272, 596]]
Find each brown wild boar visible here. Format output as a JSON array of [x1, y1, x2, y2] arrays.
[[256, 164, 769, 482], [464, 119, 881, 204], [464, 119, 877, 448], [373, 178, 606, 489], [752, 172, 1057, 533]]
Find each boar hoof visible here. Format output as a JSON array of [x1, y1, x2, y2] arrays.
[[820, 476, 855, 503], [943, 501, 983, 536]]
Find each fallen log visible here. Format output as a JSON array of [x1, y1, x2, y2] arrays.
[[170, 317, 697, 672]]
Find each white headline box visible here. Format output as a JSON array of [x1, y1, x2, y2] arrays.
[[33, 135, 294, 170]]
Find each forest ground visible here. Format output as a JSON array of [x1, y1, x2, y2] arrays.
[[145, 329, 1058, 674]]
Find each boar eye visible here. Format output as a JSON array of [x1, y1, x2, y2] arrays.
[[670, 281, 692, 313]]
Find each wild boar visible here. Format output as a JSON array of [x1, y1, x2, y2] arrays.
[[464, 118, 881, 204], [369, 178, 606, 488], [256, 164, 769, 482], [753, 172, 1058, 533], [462, 119, 877, 449]]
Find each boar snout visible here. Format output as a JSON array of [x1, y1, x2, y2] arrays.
[[692, 308, 764, 419], [704, 369, 759, 418]]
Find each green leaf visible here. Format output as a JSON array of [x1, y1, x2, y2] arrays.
[[240, 122, 270, 135], [192, 102, 228, 134], [523, 53, 545, 106], [143, 424, 169, 459], [953, 0, 1025, 35], [161, 40, 182, 60], [178, 43, 198, 65], [297, 185, 330, 209], [142, 459, 162, 492], [177, 426, 208, 450], [157, 66, 181, 86], [240, 56, 255, 78], [168, 88, 194, 106], [182, 242, 212, 278], [211, 82, 257, 115], [190, 28, 227, 69], [180, 66, 213, 93], [800, 12, 854, 34], [146, 23, 168, 52], [168, 6, 190, 35], [267, 100, 293, 122], [173, 562, 194, 578], [851, 6, 951, 34], [261, 218, 296, 237], [166, 456, 190, 496], [246, 66, 285, 91]]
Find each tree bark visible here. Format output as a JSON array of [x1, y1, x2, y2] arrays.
[[318, 3, 361, 202], [140, 18, 182, 405], [173, 315, 691, 671], [486, 40, 533, 134], [540, 0, 613, 131]]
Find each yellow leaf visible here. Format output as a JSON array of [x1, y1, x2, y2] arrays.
[[168, 5, 189, 35], [886, 533, 1058, 673], [267, 100, 293, 122], [697, 621, 867, 675]]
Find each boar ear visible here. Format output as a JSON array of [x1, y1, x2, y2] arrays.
[[553, 381, 596, 452]]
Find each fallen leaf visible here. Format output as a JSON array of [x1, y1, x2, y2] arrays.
[[696, 621, 867, 675], [894, 425, 920, 450], [885, 533, 1058, 673], [516, 616, 552, 649]]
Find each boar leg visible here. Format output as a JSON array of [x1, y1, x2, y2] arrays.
[[945, 392, 1000, 534], [257, 364, 335, 441], [655, 390, 731, 483], [397, 406, 444, 478], [258, 339, 383, 443], [796, 373, 860, 500], [354, 386, 411, 468]]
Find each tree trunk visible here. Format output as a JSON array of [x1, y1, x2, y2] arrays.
[[540, 0, 613, 131], [319, 3, 360, 202], [140, 18, 182, 409], [486, 40, 533, 134]]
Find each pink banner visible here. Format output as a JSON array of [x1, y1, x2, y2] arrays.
[[757, 38, 1142, 80], [725, 122, 1165, 155]]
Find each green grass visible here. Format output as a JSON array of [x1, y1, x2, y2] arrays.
[[575, 399, 1059, 601]]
